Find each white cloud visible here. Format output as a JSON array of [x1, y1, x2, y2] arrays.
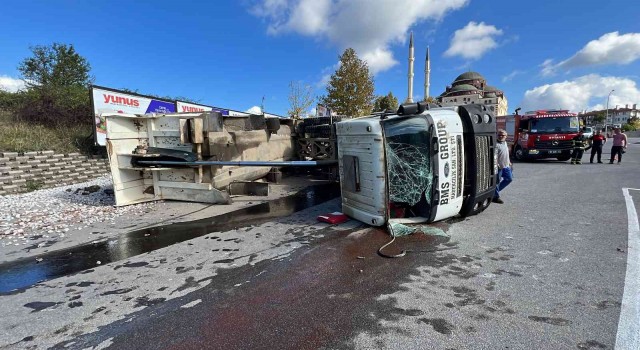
[[502, 70, 525, 83], [541, 32, 640, 76], [250, 0, 469, 74], [360, 47, 397, 75], [444, 21, 503, 60], [316, 62, 341, 88], [520, 74, 640, 112], [0, 75, 26, 92], [246, 106, 263, 114]]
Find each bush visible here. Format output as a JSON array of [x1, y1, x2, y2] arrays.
[[12, 85, 91, 126], [0, 90, 20, 111], [0, 111, 99, 154]]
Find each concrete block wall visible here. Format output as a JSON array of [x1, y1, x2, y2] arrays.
[[0, 151, 110, 196]]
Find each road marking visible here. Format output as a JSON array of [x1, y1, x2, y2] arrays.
[[616, 188, 640, 349]]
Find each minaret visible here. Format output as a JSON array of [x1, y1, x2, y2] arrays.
[[424, 46, 430, 101], [405, 32, 414, 103]]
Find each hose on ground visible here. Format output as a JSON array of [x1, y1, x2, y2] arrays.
[[377, 236, 407, 258]]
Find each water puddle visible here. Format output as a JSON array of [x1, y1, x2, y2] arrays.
[[0, 183, 340, 294]]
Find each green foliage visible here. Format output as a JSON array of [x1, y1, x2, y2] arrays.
[[321, 48, 375, 118], [12, 84, 92, 125], [11, 43, 93, 126], [0, 90, 19, 110], [287, 81, 314, 118], [373, 92, 399, 112], [423, 96, 437, 104], [592, 113, 606, 123], [25, 179, 44, 192], [19, 43, 93, 88], [623, 116, 639, 131], [0, 111, 98, 154]]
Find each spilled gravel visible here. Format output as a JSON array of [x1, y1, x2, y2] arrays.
[[0, 175, 158, 250]]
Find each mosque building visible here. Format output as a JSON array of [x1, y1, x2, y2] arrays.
[[436, 72, 508, 116], [403, 33, 508, 116]]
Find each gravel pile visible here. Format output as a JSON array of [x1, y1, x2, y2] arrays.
[[0, 176, 158, 248]]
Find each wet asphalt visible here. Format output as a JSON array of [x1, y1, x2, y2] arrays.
[[2, 140, 640, 349]]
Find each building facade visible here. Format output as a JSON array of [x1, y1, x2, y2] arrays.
[[581, 104, 638, 127], [437, 72, 508, 116]]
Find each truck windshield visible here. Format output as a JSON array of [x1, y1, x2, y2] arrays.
[[530, 116, 579, 133], [382, 116, 434, 213]]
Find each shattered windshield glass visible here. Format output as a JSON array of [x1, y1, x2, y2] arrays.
[[382, 116, 434, 218]]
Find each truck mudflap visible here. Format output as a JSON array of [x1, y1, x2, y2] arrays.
[[456, 104, 498, 217]]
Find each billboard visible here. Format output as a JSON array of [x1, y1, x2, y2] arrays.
[[91, 86, 176, 146], [176, 101, 213, 113], [316, 104, 331, 117]]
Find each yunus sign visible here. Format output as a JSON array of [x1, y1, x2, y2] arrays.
[[176, 101, 213, 113], [91, 86, 176, 146], [177, 101, 234, 116]]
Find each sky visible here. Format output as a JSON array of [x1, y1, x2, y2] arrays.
[[1, 0, 640, 117]]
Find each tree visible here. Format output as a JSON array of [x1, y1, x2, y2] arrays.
[[15, 43, 94, 125], [19, 43, 92, 88], [287, 81, 314, 119], [423, 96, 438, 104], [625, 115, 640, 131], [593, 112, 606, 124], [373, 92, 399, 112], [321, 48, 375, 118]]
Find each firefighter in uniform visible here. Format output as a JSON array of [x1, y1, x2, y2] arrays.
[[589, 129, 606, 163], [570, 128, 589, 164]]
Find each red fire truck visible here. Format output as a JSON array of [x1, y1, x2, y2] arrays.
[[496, 109, 580, 161]]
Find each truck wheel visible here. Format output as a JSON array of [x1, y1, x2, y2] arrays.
[[303, 116, 342, 126], [514, 146, 526, 161], [295, 122, 306, 134], [556, 156, 570, 161], [305, 124, 332, 138]]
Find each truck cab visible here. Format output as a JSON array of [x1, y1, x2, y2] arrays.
[[497, 110, 580, 161], [335, 102, 497, 227]]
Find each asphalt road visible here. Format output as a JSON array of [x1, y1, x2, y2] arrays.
[[1, 139, 639, 350]]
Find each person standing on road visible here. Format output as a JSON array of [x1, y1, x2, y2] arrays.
[[589, 129, 607, 163], [609, 128, 628, 164], [493, 129, 512, 204], [570, 128, 589, 164]]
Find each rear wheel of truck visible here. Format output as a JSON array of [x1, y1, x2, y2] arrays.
[[303, 116, 342, 126], [305, 124, 332, 138]]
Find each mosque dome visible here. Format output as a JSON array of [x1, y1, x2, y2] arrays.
[[449, 84, 478, 92], [454, 71, 485, 82]]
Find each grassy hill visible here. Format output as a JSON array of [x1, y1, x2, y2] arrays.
[[0, 111, 99, 154]]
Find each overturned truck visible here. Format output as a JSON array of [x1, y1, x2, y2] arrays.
[[104, 111, 298, 206], [336, 102, 498, 228]]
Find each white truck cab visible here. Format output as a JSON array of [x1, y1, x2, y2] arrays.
[[336, 102, 498, 227]]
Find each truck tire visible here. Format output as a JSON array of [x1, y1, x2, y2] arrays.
[[303, 116, 342, 126], [295, 122, 306, 134], [305, 124, 332, 138]]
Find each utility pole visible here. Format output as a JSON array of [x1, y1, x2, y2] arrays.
[[606, 89, 614, 134]]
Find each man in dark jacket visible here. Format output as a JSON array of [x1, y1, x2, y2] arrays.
[[589, 129, 606, 163], [570, 128, 589, 164]]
